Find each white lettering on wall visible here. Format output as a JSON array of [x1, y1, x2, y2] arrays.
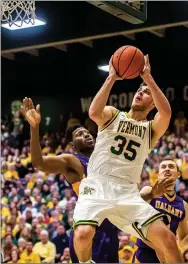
[[183, 85, 188, 101], [165, 87, 175, 102], [109, 94, 118, 108], [80, 97, 93, 113]]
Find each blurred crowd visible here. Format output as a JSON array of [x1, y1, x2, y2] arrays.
[[1, 111, 188, 263]]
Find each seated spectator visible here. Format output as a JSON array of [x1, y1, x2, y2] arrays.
[[8, 249, 22, 264], [20, 227, 31, 241], [33, 230, 56, 264], [24, 208, 33, 224], [52, 224, 69, 263], [3, 234, 14, 263], [59, 188, 73, 210], [31, 224, 43, 244], [60, 248, 71, 264], [121, 245, 134, 264], [12, 216, 31, 238], [174, 111, 187, 138], [118, 235, 131, 260], [17, 238, 26, 257], [22, 200, 37, 218], [36, 212, 47, 228], [40, 204, 50, 224], [4, 164, 19, 181], [20, 239, 41, 263]]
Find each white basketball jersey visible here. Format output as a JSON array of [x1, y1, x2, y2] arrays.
[[88, 110, 152, 183]]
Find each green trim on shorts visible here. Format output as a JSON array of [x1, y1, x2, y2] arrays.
[[132, 222, 146, 241], [73, 220, 98, 230], [141, 212, 165, 227]]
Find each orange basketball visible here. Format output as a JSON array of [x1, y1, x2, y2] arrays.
[[112, 46, 145, 79]]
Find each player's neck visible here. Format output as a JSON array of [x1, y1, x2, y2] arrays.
[[165, 190, 176, 197], [128, 109, 148, 121], [79, 150, 92, 158]]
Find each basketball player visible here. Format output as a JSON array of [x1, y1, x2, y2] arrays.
[[73, 55, 183, 263], [20, 98, 174, 263], [20, 98, 119, 263], [133, 157, 188, 263]]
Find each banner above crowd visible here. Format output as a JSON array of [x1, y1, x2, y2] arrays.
[[80, 85, 188, 113]]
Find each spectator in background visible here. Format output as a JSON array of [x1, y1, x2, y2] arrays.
[[11, 111, 23, 138], [60, 248, 71, 264], [183, 249, 188, 263], [33, 230, 56, 264], [3, 234, 14, 263], [174, 111, 187, 137], [52, 224, 69, 263], [59, 188, 73, 210], [120, 245, 134, 264], [179, 153, 188, 180], [118, 235, 131, 260], [8, 249, 21, 264], [48, 219, 60, 240], [17, 238, 26, 256], [4, 164, 19, 181], [15, 158, 28, 179], [20, 239, 41, 263]]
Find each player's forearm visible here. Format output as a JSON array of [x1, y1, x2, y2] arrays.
[[30, 125, 44, 169], [140, 191, 152, 202], [89, 75, 116, 117], [144, 75, 171, 117]]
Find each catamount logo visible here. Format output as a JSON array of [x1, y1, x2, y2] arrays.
[[81, 186, 95, 195], [0, 248, 4, 263]]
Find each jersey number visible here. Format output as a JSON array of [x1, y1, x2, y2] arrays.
[[110, 135, 141, 161]]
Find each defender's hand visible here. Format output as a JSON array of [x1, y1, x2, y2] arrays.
[[20, 97, 41, 128], [151, 177, 174, 199]]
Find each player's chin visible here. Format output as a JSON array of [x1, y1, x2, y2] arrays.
[[132, 102, 143, 110], [85, 141, 94, 148]]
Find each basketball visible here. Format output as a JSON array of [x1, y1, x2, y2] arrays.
[[112, 46, 145, 79]]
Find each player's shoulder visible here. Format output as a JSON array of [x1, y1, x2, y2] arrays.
[[182, 199, 188, 209], [175, 194, 185, 202], [74, 153, 88, 165], [175, 194, 187, 208], [58, 153, 82, 165]]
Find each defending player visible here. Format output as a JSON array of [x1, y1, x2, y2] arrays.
[[73, 55, 183, 263], [133, 158, 188, 263], [20, 98, 119, 263]]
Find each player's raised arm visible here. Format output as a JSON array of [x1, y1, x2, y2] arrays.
[[89, 57, 120, 128], [177, 201, 188, 251], [140, 55, 172, 148], [20, 98, 83, 184]]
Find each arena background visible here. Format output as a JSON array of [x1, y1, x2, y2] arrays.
[[1, 1, 188, 263]]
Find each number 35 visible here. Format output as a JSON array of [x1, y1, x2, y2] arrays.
[[110, 135, 141, 161]]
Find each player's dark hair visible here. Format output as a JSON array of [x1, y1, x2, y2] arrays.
[[64, 124, 83, 145], [161, 157, 180, 172]]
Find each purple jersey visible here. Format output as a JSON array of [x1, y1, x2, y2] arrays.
[[69, 153, 119, 263], [134, 193, 185, 263]]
